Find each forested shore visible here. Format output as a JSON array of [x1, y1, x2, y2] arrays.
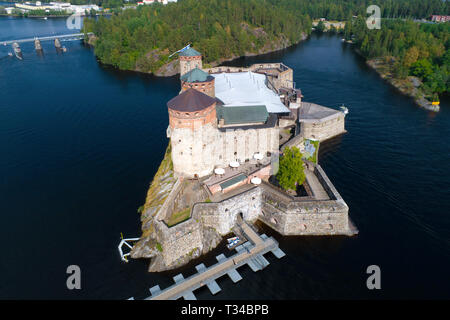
[[343, 17, 449, 108], [83, 0, 449, 88]]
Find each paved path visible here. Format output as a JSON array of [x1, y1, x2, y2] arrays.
[[305, 170, 329, 200]]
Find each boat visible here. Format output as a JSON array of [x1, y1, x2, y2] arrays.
[[226, 238, 240, 249], [340, 105, 349, 115], [12, 42, 22, 60], [227, 236, 239, 244]]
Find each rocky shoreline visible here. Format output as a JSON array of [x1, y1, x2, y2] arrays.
[[365, 57, 439, 112], [87, 32, 308, 77], [130, 145, 223, 272]]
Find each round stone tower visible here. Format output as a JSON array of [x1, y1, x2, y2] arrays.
[[167, 88, 217, 178], [179, 47, 203, 77], [181, 67, 215, 98]]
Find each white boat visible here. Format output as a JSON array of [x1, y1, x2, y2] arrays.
[[227, 236, 239, 243], [226, 238, 240, 249], [340, 105, 349, 115]]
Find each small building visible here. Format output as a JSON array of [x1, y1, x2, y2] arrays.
[[70, 4, 99, 14], [431, 15, 450, 22]]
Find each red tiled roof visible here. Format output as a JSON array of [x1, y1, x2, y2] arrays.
[[167, 88, 216, 112]]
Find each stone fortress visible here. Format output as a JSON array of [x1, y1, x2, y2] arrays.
[[131, 47, 357, 271]]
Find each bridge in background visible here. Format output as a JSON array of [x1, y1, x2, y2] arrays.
[[1, 32, 93, 46]]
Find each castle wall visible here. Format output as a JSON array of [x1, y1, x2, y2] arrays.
[[197, 187, 262, 235], [257, 165, 351, 236], [300, 114, 346, 142], [170, 124, 279, 178], [180, 56, 202, 76], [158, 218, 204, 267], [150, 165, 353, 270], [168, 103, 216, 130], [203, 63, 293, 92], [181, 79, 215, 97], [170, 123, 217, 178], [214, 127, 279, 167]]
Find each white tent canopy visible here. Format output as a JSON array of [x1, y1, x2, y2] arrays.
[[214, 168, 225, 175], [212, 72, 290, 113], [253, 153, 264, 160], [251, 177, 262, 185], [229, 161, 240, 168]]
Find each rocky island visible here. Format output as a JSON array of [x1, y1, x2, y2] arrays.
[[130, 47, 358, 272]]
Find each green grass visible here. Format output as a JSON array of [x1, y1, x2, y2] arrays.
[[167, 207, 191, 227], [156, 242, 163, 252]]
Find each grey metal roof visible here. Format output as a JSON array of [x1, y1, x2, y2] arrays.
[[216, 105, 269, 125], [299, 102, 342, 123], [180, 68, 213, 83], [179, 47, 201, 57]]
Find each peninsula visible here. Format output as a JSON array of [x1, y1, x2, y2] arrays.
[[130, 47, 358, 272]]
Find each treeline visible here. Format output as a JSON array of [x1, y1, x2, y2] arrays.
[[83, 0, 312, 72], [346, 17, 449, 98], [83, 0, 449, 73], [275, 0, 449, 20]]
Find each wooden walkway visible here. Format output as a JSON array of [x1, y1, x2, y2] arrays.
[[142, 221, 285, 300]]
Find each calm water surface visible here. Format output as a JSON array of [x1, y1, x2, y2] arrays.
[[0, 17, 449, 299]]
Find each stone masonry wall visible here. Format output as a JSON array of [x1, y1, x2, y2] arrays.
[[300, 114, 346, 142], [170, 124, 279, 178], [180, 55, 202, 76], [197, 187, 262, 234]]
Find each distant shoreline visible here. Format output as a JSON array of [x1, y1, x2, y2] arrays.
[[0, 13, 111, 18], [351, 47, 439, 112]]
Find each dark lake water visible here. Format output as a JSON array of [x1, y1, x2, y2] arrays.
[[0, 17, 449, 299]]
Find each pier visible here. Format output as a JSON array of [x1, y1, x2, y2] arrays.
[[142, 221, 285, 300]]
